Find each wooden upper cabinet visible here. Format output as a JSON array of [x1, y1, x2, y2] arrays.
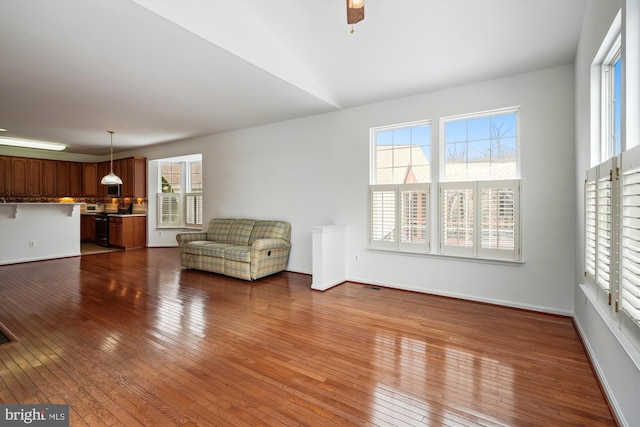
[[83, 163, 98, 197], [0, 156, 10, 196], [57, 161, 70, 197], [43, 160, 57, 197], [29, 159, 43, 197], [28, 159, 44, 196], [0, 155, 147, 200], [132, 157, 146, 198], [68, 162, 82, 197], [112, 157, 146, 198], [97, 162, 110, 198], [10, 157, 29, 196]]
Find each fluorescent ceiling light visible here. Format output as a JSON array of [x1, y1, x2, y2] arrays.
[[0, 137, 66, 151]]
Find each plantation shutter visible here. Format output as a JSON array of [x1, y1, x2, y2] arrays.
[[398, 184, 429, 253], [370, 185, 397, 250], [596, 159, 616, 293], [440, 182, 475, 257], [478, 180, 520, 261], [619, 145, 640, 351], [585, 166, 598, 286], [185, 193, 203, 227], [157, 193, 180, 227]]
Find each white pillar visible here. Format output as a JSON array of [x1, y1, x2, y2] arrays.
[[311, 225, 346, 291]]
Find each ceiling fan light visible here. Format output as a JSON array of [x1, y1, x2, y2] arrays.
[[347, 0, 364, 27]]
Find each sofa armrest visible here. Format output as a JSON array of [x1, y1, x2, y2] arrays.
[[176, 232, 208, 247], [250, 238, 291, 280], [251, 238, 291, 252]]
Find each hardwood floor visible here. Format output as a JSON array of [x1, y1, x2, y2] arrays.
[[0, 248, 616, 426]]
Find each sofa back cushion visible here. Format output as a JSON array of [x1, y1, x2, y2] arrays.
[[227, 219, 256, 245], [207, 219, 255, 246], [249, 220, 291, 244]]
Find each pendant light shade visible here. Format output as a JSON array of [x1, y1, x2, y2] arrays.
[[101, 131, 123, 185]]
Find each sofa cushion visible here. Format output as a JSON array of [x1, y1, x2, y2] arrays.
[[206, 219, 234, 243], [224, 246, 251, 263], [226, 219, 255, 246], [249, 220, 291, 244], [182, 241, 231, 258]]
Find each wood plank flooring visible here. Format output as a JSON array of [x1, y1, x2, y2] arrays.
[[0, 248, 616, 426]]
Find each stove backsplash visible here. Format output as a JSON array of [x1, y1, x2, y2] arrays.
[[6, 196, 148, 214]]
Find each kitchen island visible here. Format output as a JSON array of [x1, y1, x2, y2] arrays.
[[0, 203, 82, 265]]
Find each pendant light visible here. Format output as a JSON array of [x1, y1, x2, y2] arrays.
[[100, 131, 123, 185]]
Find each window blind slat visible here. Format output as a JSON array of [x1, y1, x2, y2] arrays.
[[621, 166, 640, 326]]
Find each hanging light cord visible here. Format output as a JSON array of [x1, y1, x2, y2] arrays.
[[108, 131, 114, 173]]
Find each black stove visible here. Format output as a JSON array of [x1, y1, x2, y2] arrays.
[[94, 213, 110, 247]]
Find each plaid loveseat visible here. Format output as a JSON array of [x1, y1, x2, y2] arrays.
[[176, 218, 291, 281]]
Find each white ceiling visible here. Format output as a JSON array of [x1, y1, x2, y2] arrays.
[[0, 0, 587, 155]]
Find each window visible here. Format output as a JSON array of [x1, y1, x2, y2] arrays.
[[368, 108, 521, 262], [601, 34, 622, 161], [440, 108, 521, 261], [586, 146, 640, 353], [370, 121, 430, 253], [157, 157, 203, 228]]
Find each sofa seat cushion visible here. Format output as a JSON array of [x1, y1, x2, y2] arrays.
[[182, 241, 232, 258], [224, 246, 251, 263]]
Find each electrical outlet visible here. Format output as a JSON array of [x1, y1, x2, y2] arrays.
[[354, 255, 359, 262], [29, 240, 36, 247]]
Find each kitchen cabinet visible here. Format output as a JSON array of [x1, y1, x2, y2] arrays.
[[0, 155, 147, 200], [10, 157, 29, 196], [10, 157, 44, 197], [83, 163, 98, 197], [113, 157, 146, 198], [43, 160, 57, 197], [0, 156, 10, 196], [80, 215, 96, 242], [109, 216, 146, 249], [29, 159, 43, 196], [97, 162, 110, 198], [129, 157, 146, 198], [57, 162, 70, 196], [68, 162, 82, 197]]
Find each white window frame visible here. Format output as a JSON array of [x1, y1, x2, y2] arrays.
[[440, 107, 521, 183], [438, 107, 522, 262], [368, 109, 522, 263], [440, 180, 520, 261], [185, 192, 203, 228], [157, 192, 181, 227], [601, 34, 622, 161], [370, 183, 430, 253], [156, 156, 202, 229], [369, 120, 431, 254]]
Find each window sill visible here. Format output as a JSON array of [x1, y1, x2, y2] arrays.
[[578, 284, 640, 372], [156, 225, 203, 230], [367, 247, 525, 266]]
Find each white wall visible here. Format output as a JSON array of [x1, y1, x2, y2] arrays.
[[135, 64, 577, 315], [573, 1, 640, 426], [0, 203, 81, 264]]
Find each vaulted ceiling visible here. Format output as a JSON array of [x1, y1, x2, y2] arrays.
[[0, 0, 587, 155]]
